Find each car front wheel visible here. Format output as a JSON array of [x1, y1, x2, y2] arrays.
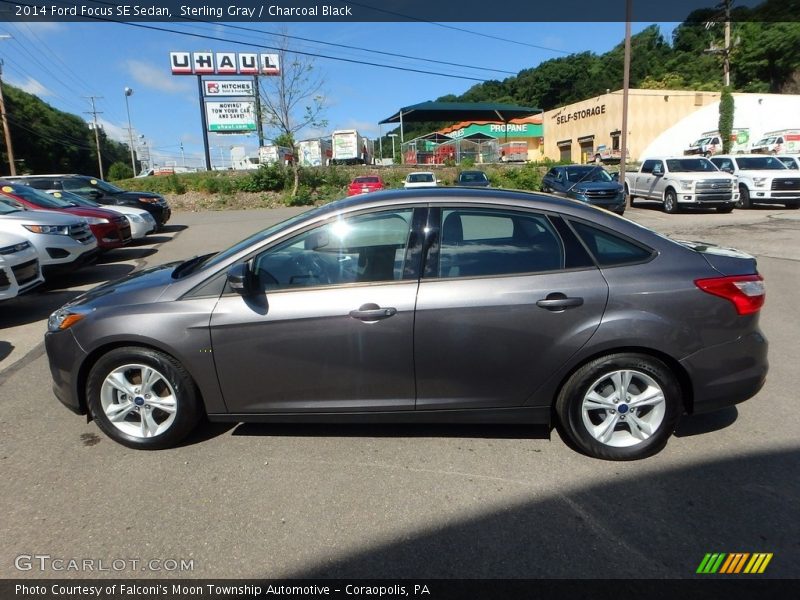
[[555, 353, 682, 460], [663, 189, 679, 214], [86, 347, 202, 449], [736, 185, 752, 209]]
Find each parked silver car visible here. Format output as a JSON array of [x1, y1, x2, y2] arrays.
[[44, 189, 767, 460]]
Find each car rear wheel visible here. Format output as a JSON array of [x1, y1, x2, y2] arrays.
[[663, 189, 679, 214], [86, 347, 202, 449], [555, 353, 682, 460], [736, 185, 752, 209]]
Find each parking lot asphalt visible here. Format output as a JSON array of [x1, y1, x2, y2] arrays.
[[1, 202, 799, 579]]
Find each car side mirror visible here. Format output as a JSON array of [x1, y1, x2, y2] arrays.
[[227, 263, 253, 295]]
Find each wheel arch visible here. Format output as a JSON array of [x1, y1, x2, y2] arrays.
[[551, 346, 695, 416], [76, 341, 208, 419]]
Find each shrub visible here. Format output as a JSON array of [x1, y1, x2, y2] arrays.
[[284, 186, 314, 206], [107, 162, 133, 181], [237, 164, 287, 193]]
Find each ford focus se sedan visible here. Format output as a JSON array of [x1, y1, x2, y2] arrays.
[[44, 188, 767, 460]]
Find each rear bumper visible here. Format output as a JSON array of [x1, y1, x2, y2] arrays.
[[45, 328, 88, 415], [680, 330, 768, 414], [90, 223, 132, 249]]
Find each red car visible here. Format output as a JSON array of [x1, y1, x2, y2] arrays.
[[347, 175, 385, 196], [0, 182, 131, 250]]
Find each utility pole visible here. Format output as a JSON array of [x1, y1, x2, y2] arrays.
[[705, 0, 734, 87], [253, 74, 265, 148], [124, 87, 137, 175], [180, 142, 186, 167], [85, 96, 104, 179], [0, 34, 16, 176], [619, 0, 632, 189]]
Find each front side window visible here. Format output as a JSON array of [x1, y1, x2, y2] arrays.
[[250, 208, 414, 291], [640, 160, 657, 174], [435, 209, 564, 278]]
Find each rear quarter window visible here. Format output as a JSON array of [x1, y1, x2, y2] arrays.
[[570, 221, 654, 267]]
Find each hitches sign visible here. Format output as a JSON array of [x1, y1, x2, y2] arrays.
[[170, 52, 281, 76], [204, 80, 255, 97], [206, 102, 257, 132]]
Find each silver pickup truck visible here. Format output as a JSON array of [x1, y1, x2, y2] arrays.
[[624, 157, 738, 214]]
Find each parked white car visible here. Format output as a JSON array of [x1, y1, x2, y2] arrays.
[[0, 200, 97, 274], [403, 172, 438, 188], [710, 154, 800, 209], [0, 231, 44, 300], [46, 190, 156, 239]]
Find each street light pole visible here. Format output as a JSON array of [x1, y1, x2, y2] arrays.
[[124, 87, 137, 175]]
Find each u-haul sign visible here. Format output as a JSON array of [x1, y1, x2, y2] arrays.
[[170, 52, 281, 76], [204, 80, 255, 97]]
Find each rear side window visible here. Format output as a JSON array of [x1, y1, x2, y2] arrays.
[[436, 209, 564, 278], [570, 221, 654, 267]]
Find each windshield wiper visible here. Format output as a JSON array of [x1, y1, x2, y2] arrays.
[[172, 252, 217, 279]]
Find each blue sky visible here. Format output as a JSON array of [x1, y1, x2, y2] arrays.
[[0, 21, 676, 169]]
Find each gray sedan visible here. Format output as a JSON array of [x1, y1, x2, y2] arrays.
[[44, 188, 767, 460]]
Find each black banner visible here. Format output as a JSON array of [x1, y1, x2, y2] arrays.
[[3, 579, 800, 600], [0, 0, 799, 23]]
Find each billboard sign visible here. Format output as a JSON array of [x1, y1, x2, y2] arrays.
[[204, 80, 255, 97], [170, 52, 280, 76], [205, 101, 257, 132]]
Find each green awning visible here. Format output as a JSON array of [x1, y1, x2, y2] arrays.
[[379, 101, 541, 124]]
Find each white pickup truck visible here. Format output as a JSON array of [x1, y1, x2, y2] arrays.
[[624, 157, 738, 214], [710, 155, 800, 208]]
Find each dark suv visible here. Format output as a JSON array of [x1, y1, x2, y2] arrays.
[[8, 175, 171, 228]]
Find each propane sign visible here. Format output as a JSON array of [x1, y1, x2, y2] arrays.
[[205, 102, 257, 132], [204, 80, 255, 97]]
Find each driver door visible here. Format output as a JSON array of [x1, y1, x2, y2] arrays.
[[209, 207, 423, 414]]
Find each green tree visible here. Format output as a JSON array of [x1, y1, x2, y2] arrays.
[[107, 161, 134, 181], [718, 87, 734, 154]]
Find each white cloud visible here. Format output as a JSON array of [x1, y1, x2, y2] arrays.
[[96, 118, 130, 143], [339, 119, 381, 137], [125, 60, 192, 94], [6, 76, 52, 97]]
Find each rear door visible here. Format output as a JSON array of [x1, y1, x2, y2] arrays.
[[634, 160, 656, 197], [413, 206, 608, 410]]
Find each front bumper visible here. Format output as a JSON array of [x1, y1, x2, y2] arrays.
[[45, 328, 88, 415], [676, 192, 735, 204], [680, 329, 768, 414]]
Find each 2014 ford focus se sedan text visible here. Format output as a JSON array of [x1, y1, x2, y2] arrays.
[[44, 189, 768, 460]]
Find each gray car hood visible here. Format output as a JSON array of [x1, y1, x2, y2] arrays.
[[68, 262, 181, 310]]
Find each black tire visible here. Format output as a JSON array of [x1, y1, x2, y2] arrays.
[[663, 188, 679, 214], [86, 346, 202, 450], [555, 353, 682, 461], [716, 204, 735, 213], [625, 184, 636, 207], [785, 203, 800, 210], [736, 184, 752, 209]]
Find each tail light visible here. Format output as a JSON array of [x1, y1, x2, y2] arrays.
[[694, 274, 765, 315]]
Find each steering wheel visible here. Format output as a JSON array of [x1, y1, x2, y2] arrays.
[[290, 252, 331, 285]]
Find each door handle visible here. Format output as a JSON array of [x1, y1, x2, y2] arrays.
[[536, 294, 584, 311], [349, 303, 397, 321]]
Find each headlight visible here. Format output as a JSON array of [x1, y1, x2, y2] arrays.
[[127, 214, 144, 223], [752, 177, 767, 188], [83, 217, 110, 225], [138, 197, 160, 204], [679, 180, 694, 190], [47, 306, 93, 332], [0, 240, 31, 254], [23, 224, 69, 235]]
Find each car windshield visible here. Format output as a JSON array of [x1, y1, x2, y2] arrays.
[[564, 166, 613, 182], [736, 157, 786, 170], [0, 199, 22, 214], [1, 184, 72, 208], [50, 190, 101, 207], [408, 173, 434, 182], [755, 137, 777, 146], [459, 172, 489, 182], [174, 205, 331, 278], [693, 137, 713, 146], [777, 157, 798, 170], [89, 179, 124, 193], [665, 158, 718, 172]]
